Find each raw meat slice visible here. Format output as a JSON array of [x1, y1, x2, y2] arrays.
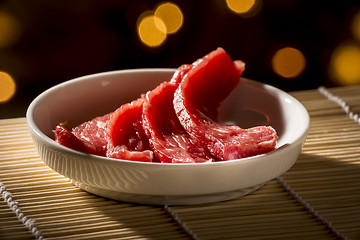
[[170, 64, 193, 84], [143, 80, 214, 163], [71, 113, 111, 156], [178, 48, 245, 121], [53, 125, 99, 155], [106, 145, 153, 162], [173, 47, 277, 160], [54, 99, 153, 162], [53, 113, 111, 156], [106, 98, 153, 162]]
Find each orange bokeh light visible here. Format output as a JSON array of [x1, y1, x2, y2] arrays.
[[329, 42, 360, 85], [226, 0, 262, 18], [155, 2, 183, 34], [0, 71, 16, 103], [272, 47, 306, 78], [137, 2, 184, 48], [137, 13, 167, 47]]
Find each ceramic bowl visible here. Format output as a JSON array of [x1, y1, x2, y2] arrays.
[[26, 69, 310, 205]]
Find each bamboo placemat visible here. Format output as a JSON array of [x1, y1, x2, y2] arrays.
[[1, 85, 360, 239]]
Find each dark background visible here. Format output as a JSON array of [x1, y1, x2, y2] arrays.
[[1, 0, 360, 118]]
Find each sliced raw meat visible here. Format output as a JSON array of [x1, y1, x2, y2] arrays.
[[54, 47, 277, 163], [53, 114, 111, 156], [143, 80, 214, 163], [54, 99, 153, 162], [174, 47, 277, 160], [53, 125, 99, 155], [170, 64, 193, 84], [178, 48, 245, 121], [71, 113, 111, 156], [106, 145, 153, 162], [106, 98, 153, 162]]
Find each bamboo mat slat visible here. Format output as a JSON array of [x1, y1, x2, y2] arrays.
[[1, 85, 360, 239]]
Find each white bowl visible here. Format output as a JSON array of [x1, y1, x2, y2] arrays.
[[26, 69, 310, 205]]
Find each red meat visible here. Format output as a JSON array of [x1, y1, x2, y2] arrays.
[[54, 47, 277, 163], [170, 64, 193, 84], [53, 125, 98, 155], [142, 80, 214, 163], [106, 98, 153, 162], [54, 99, 153, 162], [177, 48, 245, 121], [106, 145, 153, 162], [72, 114, 111, 156], [173, 47, 278, 160], [53, 113, 111, 156]]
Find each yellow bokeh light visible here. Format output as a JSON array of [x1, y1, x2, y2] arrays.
[[329, 42, 360, 85], [272, 47, 306, 78], [226, 0, 261, 17], [226, 0, 255, 13], [0, 71, 16, 103], [0, 11, 21, 48], [155, 2, 183, 34], [138, 2, 184, 47], [351, 11, 360, 41], [137, 14, 167, 47]]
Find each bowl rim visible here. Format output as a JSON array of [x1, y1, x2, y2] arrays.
[[26, 68, 310, 168]]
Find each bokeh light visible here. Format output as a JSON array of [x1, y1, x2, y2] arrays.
[[329, 42, 360, 85], [272, 47, 306, 78], [155, 2, 183, 34], [226, 0, 262, 17], [0, 71, 16, 103], [0, 10, 21, 48], [137, 2, 183, 47], [137, 13, 167, 47], [351, 11, 360, 41]]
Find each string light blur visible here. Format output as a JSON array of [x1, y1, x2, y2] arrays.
[[226, 0, 262, 17], [137, 2, 183, 47], [0, 71, 16, 103], [330, 42, 360, 85], [272, 47, 306, 78], [0, 10, 21, 48]]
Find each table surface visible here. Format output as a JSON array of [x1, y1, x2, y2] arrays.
[[1, 85, 360, 240]]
